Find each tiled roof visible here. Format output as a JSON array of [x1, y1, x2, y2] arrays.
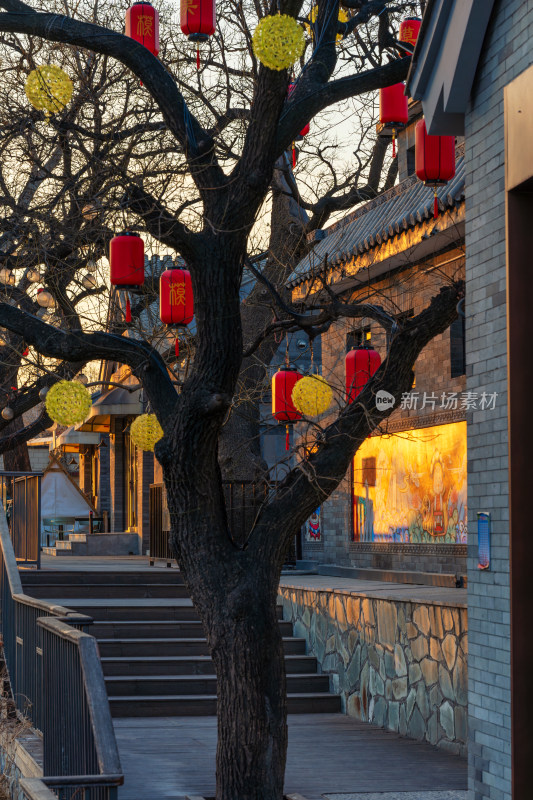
[[288, 154, 465, 287]]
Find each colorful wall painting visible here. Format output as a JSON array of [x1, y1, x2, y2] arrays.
[[352, 421, 467, 544], [306, 508, 321, 542]]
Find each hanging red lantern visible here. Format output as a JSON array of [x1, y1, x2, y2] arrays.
[[126, 2, 160, 56], [415, 119, 456, 219], [345, 346, 381, 404], [272, 367, 302, 450], [110, 233, 145, 288], [180, 0, 216, 69], [160, 268, 194, 325], [398, 17, 422, 57], [288, 83, 310, 138], [110, 232, 145, 324], [379, 83, 408, 157]]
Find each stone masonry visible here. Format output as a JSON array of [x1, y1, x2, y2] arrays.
[[280, 585, 467, 756]]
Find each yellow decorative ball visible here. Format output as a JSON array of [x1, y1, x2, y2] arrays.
[[252, 15, 305, 71], [45, 380, 92, 426], [130, 414, 163, 452], [292, 375, 333, 417], [306, 6, 349, 43], [25, 65, 73, 116]]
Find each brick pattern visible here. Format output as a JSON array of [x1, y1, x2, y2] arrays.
[[310, 252, 466, 574], [464, 4, 533, 799]]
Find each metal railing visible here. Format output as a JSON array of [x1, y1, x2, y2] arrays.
[[0, 503, 123, 799], [149, 480, 273, 559], [149, 483, 172, 562]]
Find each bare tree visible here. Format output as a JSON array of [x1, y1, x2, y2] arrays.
[[0, 1, 462, 798]]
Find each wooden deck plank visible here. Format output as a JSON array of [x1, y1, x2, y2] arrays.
[[114, 714, 467, 800]]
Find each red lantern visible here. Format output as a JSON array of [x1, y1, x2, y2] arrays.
[[159, 268, 194, 326], [345, 347, 381, 404], [110, 232, 145, 324], [379, 83, 408, 157], [415, 119, 456, 218], [180, 0, 215, 40], [181, 0, 215, 68], [288, 84, 310, 138], [110, 233, 145, 289], [272, 367, 302, 450], [126, 2, 160, 56], [399, 17, 422, 56]]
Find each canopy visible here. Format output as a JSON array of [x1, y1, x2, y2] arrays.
[[41, 456, 95, 520]]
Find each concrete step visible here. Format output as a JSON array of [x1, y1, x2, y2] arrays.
[[41, 546, 72, 556], [105, 673, 330, 697], [25, 583, 190, 599], [20, 570, 185, 586], [101, 653, 318, 677], [98, 637, 307, 658], [66, 601, 200, 622], [64, 601, 284, 622], [91, 619, 293, 640], [109, 692, 341, 717]]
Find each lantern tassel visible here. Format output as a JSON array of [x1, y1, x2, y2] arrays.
[[175, 338, 179, 359], [285, 424, 290, 451], [392, 129, 396, 158], [434, 188, 439, 219], [125, 295, 131, 324], [196, 46, 200, 71], [292, 144, 296, 169]]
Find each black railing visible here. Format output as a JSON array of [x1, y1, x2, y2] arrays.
[[149, 483, 173, 563], [0, 471, 42, 567], [0, 505, 123, 800], [149, 480, 272, 560]]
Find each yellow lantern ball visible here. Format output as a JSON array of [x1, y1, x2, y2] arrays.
[[306, 6, 349, 44], [292, 375, 333, 417], [252, 15, 305, 71], [45, 380, 92, 426], [25, 65, 73, 116], [130, 414, 163, 452]]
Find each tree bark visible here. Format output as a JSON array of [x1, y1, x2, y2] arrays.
[[211, 572, 287, 800], [2, 414, 31, 472]]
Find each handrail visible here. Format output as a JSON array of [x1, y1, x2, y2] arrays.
[[19, 779, 58, 800], [0, 501, 123, 797], [37, 617, 122, 777]]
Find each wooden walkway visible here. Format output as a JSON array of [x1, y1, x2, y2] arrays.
[[114, 714, 467, 800]]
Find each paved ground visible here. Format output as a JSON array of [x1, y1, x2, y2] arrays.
[[114, 715, 467, 800], [324, 794, 467, 800]]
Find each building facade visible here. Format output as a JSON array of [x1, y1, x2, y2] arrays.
[[408, 2, 533, 798], [290, 109, 467, 581]]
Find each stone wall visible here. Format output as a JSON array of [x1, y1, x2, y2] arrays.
[[279, 585, 467, 756]]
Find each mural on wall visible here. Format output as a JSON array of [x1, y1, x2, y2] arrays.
[[306, 508, 322, 542], [353, 421, 467, 544]]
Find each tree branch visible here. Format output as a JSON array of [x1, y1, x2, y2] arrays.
[[0, 303, 178, 421]]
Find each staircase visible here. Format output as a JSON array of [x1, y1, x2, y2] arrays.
[[20, 568, 341, 717]]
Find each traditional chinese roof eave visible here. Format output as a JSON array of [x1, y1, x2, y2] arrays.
[[291, 201, 465, 303], [289, 149, 465, 301]]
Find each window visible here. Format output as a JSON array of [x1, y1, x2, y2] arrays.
[[347, 326, 371, 351], [362, 457, 376, 487], [450, 314, 466, 377]]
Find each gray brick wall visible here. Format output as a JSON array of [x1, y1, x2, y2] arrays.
[[305, 251, 466, 576], [465, 3, 533, 799]]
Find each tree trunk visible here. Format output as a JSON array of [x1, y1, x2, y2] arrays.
[[3, 415, 32, 472], [211, 578, 287, 800]]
